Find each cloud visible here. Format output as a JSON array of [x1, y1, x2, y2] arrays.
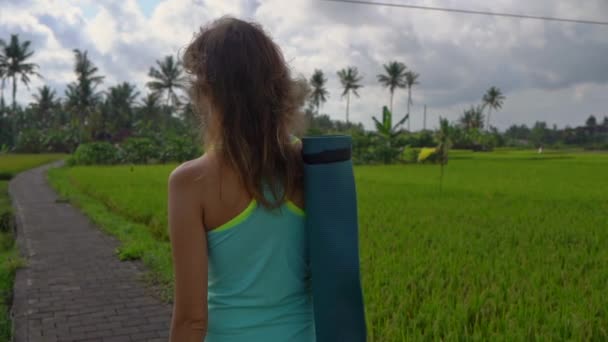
[[1, 0, 607, 130]]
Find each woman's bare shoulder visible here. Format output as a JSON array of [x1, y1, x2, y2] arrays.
[[168, 153, 219, 189]]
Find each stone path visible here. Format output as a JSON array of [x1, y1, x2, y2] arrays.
[[8, 161, 172, 342]]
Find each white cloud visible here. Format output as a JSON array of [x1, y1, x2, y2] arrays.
[[1, 0, 607, 130]]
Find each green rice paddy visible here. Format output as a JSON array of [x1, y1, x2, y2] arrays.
[[48, 150, 608, 341]]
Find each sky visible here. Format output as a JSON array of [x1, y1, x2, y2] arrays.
[[1, 0, 607, 131]]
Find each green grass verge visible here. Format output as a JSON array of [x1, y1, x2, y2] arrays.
[[0, 154, 66, 180]]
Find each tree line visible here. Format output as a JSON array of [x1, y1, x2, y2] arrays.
[[1, 33, 606, 163]]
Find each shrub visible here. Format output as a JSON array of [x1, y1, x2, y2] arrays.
[[159, 136, 202, 163], [42, 129, 78, 153], [0, 209, 12, 233], [400, 146, 419, 163], [70, 142, 119, 165], [119, 137, 158, 164]]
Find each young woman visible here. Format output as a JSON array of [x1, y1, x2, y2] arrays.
[[168, 17, 314, 341]]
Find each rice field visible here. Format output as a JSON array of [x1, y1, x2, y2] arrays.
[[48, 150, 608, 341]]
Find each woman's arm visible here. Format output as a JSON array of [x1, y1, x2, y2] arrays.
[[168, 165, 208, 342]]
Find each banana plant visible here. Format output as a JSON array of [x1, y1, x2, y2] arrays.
[[372, 106, 408, 139], [372, 106, 408, 163]]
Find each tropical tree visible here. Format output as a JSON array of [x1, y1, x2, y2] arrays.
[[137, 92, 163, 129], [377, 61, 407, 114], [404, 70, 419, 131], [0, 34, 41, 110], [104, 82, 139, 135], [31, 85, 59, 127], [309, 69, 328, 116], [372, 106, 409, 163], [337, 66, 363, 124], [147, 55, 187, 110], [458, 105, 485, 130], [0, 38, 6, 108], [66, 49, 104, 125], [586, 115, 597, 128], [482, 86, 505, 131]]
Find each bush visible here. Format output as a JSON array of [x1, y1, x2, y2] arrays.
[[0, 209, 13, 233], [69, 142, 119, 165], [400, 146, 420, 163], [118, 137, 158, 164], [159, 135, 202, 163], [42, 129, 79, 153]]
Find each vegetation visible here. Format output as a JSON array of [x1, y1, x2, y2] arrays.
[[308, 69, 328, 116], [337, 66, 363, 123], [376, 61, 407, 114], [404, 70, 419, 132], [0, 35, 41, 110], [371, 106, 408, 164], [0, 153, 65, 341], [436, 117, 451, 193], [482, 86, 506, 131], [146, 55, 187, 109], [1, 32, 606, 162], [47, 150, 608, 340]]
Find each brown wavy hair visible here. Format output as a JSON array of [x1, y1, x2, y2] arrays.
[[183, 16, 308, 209]]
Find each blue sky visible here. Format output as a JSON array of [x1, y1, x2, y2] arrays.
[[82, 0, 160, 18], [137, 0, 160, 17], [1, 0, 607, 130]]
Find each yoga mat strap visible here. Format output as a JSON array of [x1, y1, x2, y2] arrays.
[[302, 147, 351, 164]]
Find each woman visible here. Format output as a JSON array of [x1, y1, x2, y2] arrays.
[[168, 17, 314, 341]]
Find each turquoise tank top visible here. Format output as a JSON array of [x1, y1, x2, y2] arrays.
[[205, 187, 315, 341]]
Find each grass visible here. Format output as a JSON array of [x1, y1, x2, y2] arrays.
[[0, 154, 66, 180], [0, 153, 66, 342], [47, 149, 608, 341]]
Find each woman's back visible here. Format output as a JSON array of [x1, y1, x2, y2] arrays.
[[205, 187, 314, 341]]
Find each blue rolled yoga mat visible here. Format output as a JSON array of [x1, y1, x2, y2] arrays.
[[302, 135, 367, 342]]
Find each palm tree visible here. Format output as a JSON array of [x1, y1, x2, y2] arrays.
[[146, 55, 187, 110], [482, 86, 505, 131], [0, 38, 6, 108], [309, 69, 328, 116], [377, 61, 407, 114], [66, 49, 104, 125], [138, 92, 163, 126], [1, 34, 41, 110], [404, 70, 419, 131], [104, 82, 139, 133], [459, 105, 485, 130], [32, 85, 59, 127], [337, 66, 363, 123]]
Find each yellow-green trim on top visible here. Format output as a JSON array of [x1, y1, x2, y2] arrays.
[[210, 200, 257, 234], [286, 201, 305, 217]]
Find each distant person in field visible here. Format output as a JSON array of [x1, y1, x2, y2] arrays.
[[167, 16, 313, 342]]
